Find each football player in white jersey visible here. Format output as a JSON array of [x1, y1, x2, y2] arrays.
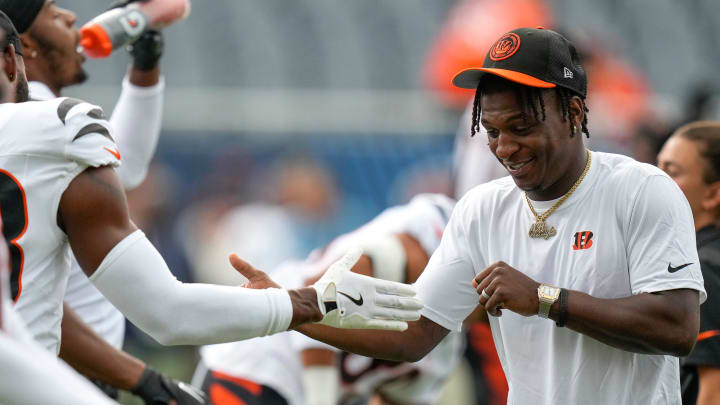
[[238, 28, 705, 405], [0, 0, 174, 402], [0, 14, 119, 403], [1, 220, 119, 405], [194, 194, 462, 405], [0, 15, 423, 405]]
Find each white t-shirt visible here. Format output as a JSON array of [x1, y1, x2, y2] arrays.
[[415, 151, 705, 405], [304, 193, 456, 280], [0, 98, 120, 353]]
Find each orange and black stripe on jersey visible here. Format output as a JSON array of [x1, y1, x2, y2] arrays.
[[200, 369, 288, 405]]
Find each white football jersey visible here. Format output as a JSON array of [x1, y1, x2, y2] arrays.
[[199, 261, 306, 405], [0, 98, 120, 353], [298, 193, 463, 404], [304, 193, 456, 281], [338, 328, 464, 405]]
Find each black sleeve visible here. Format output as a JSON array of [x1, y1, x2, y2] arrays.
[[683, 252, 720, 367]]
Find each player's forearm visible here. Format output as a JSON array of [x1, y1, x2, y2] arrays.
[[90, 231, 294, 345], [297, 316, 446, 362], [697, 367, 720, 405], [110, 75, 164, 190], [59, 304, 145, 390], [128, 66, 160, 87], [551, 289, 699, 356], [288, 288, 323, 328]]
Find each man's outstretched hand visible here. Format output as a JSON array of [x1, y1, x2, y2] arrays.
[[229, 253, 280, 289], [311, 248, 423, 331], [229, 249, 424, 331]]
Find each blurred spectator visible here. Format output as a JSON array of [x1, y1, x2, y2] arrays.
[[657, 122, 720, 405], [184, 156, 342, 285], [423, 0, 553, 108], [632, 83, 718, 164]]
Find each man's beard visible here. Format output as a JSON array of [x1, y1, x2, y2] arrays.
[[15, 71, 29, 103], [35, 34, 89, 89]]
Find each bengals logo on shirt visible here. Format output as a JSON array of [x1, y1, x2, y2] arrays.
[[489, 33, 521, 61], [573, 231, 594, 250]]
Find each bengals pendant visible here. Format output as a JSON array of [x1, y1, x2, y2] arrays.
[[529, 220, 557, 239]]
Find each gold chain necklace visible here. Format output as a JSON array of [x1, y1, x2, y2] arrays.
[[526, 149, 592, 239]]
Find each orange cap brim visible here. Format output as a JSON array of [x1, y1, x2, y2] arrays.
[[452, 68, 556, 90]]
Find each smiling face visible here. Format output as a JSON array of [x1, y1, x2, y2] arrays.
[[21, 0, 86, 92], [480, 84, 585, 201]]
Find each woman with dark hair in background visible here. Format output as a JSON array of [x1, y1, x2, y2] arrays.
[[658, 121, 720, 405]]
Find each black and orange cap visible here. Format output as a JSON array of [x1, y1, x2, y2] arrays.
[[453, 27, 587, 97]]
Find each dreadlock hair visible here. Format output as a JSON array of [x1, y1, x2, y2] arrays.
[[470, 75, 589, 139]]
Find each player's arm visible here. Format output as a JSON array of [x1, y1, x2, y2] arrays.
[[59, 165, 315, 344], [298, 316, 448, 363], [234, 235, 446, 362], [59, 303, 144, 390], [111, 30, 164, 190], [59, 166, 420, 345], [697, 367, 720, 405], [59, 306, 207, 404]]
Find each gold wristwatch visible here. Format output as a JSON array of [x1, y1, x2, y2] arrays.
[[537, 284, 561, 318]]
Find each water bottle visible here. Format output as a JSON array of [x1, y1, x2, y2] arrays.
[[80, 0, 190, 58]]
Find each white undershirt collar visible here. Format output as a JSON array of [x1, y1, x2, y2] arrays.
[[28, 81, 56, 101]]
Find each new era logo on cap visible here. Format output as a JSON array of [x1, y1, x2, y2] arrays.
[[563, 67, 573, 79]]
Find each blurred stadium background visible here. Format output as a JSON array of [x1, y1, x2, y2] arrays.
[[58, 0, 720, 403]]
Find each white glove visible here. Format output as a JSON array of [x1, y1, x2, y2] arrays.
[[312, 248, 423, 331]]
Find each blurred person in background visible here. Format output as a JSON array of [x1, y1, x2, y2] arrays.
[[632, 84, 717, 165], [194, 193, 462, 405], [658, 122, 720, 405], [188, 157, 339, 286], [0, 1, 197, 403]]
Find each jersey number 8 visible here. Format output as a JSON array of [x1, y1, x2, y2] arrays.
[[0, 170, 27, 302]]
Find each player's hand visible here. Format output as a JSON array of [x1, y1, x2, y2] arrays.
[[473, 261, 540, 317], [229, 254, 281, 289], [131, 367, 207, 405], [312, 248, 423, 331], [129, 30, 164, 71]]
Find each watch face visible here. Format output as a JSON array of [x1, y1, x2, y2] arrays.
[[539, 285, 560, 300]]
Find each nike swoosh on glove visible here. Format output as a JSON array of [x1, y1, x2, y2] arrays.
[[312, 248, 423, 331]]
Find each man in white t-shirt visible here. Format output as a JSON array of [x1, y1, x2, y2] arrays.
[[269, 28, 705, 405]]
